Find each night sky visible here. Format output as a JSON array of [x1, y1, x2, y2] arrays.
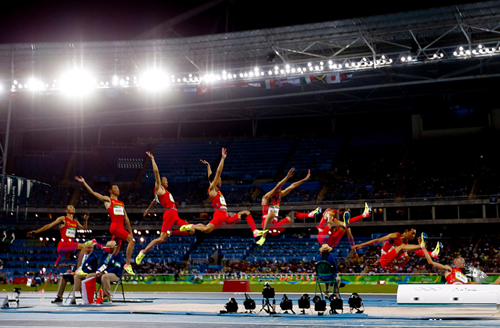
[[0, 0, 476, 44]]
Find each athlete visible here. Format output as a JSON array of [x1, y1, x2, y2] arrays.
[[352, 228, 441, 273], [181, 148, 253, 234], [255, 168, 311, 246], [75, 176, 135, 275], [27, 205, 89, 265], [420, 235, 499, 285], [314, 203, 372, 259], [135, 152, 195, 265]]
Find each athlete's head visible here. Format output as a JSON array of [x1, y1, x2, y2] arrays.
[[65, 205, 76, 215], [452, 257, 465, 269], [161, 177, 168, 188], [109, 184, 120, 196], [403, 228, 417, 240], [209, 173, 222, 188]]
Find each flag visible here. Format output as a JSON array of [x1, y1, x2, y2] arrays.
[[327, 73, 341, 84], [265, 79, 275, 89], [248, 82, 264, 89]]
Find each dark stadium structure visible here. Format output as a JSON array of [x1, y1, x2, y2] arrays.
[[1, 1, 500, 279]]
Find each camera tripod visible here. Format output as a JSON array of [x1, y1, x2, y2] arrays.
[[258, 297, 276, 314]]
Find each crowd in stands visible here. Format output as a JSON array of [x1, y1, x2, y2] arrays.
[[11, 130, 500, 211], [3, 231, 499, 283]]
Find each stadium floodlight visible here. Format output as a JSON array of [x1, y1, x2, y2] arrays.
[[59, 69, 96, 96], [139, 69, 169, 92], [27, 78, 45, 92]]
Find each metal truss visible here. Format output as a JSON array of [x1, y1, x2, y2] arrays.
[[1, 1, 500, 78], [1, 1, 500, 136]]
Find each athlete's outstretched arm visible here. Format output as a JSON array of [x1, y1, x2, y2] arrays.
[[27, 216, 65, 237], [146, 152, 163, 194], [200, 159, 212, 180], [209, 148, 227, 193], [124, 209, 133, 235], [421, 241, 450, 271], [262, 168, 295, 203], [144, 199, 158, 217], [352, 232, 398, 250], [345, 228, 359, 259], [281, 169, 311, 197], [75, 176, 109, 203], [77, 212, 89, 230]]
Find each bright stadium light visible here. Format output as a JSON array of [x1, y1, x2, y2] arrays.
[[59, 69, 96, 96], [139, 69, 169, 92], [28, 78, 45, 91]]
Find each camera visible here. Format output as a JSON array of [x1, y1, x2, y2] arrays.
[[280, 294, 294, 312], [243, 293, 256, 311], [262, 282, 275, 299], [348, 293, 364, 313], [329, 294, 343, 314], [298, 294, 311, 310], [224, 297, 238, 313]]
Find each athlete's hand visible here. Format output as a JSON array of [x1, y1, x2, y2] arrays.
[[286, 167, 295, 178], [146, 151, 154, 159], [200, 159, 209, 166], [304, 169, 311, 181], [221, 148, 227, 159], [26, 230, 36, 237], [352, 244, 363, 250], [74, 176, 85, 183]]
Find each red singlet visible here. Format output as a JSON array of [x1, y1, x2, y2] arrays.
[[107, 198, 130, 241], [209, 188, 227, 211], [59, 216, 78, 242], [445, 267, 470, 284], [155, 187, 177, 210], [108, 198, 125, 225]]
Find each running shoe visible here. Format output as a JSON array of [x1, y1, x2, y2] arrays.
[[363, 202, 372, 217], [256, 237, 266, 246], [124, 263, 135, 275], [308, 207, 322, 218], [342, 211, 350, 228], [51, 296, 63, 304], [431, 242, 442, 259], [253, 229, 267, 238], [101, 299, 113, 304], [179, 224, 193, 232], [135, 250, 146, 265], [75, 269, 86, 275], [420, 232, 427, 249], [84, 239, 97, 246]]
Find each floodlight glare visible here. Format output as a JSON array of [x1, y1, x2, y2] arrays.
[[140, 70, 169, 92], [59, 69, 96, 96], [28, 78, 45, 91]]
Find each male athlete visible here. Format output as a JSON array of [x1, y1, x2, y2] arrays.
[[256, 167, 311, 246], [314, 203, 371, 259], [75, 177, 135, 275], [420, 235, 499, 285], [352, 228, 441, 273], [181, 148, 253, 234], [27, 205, 89, 265], [135, 152, 195, 265]]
